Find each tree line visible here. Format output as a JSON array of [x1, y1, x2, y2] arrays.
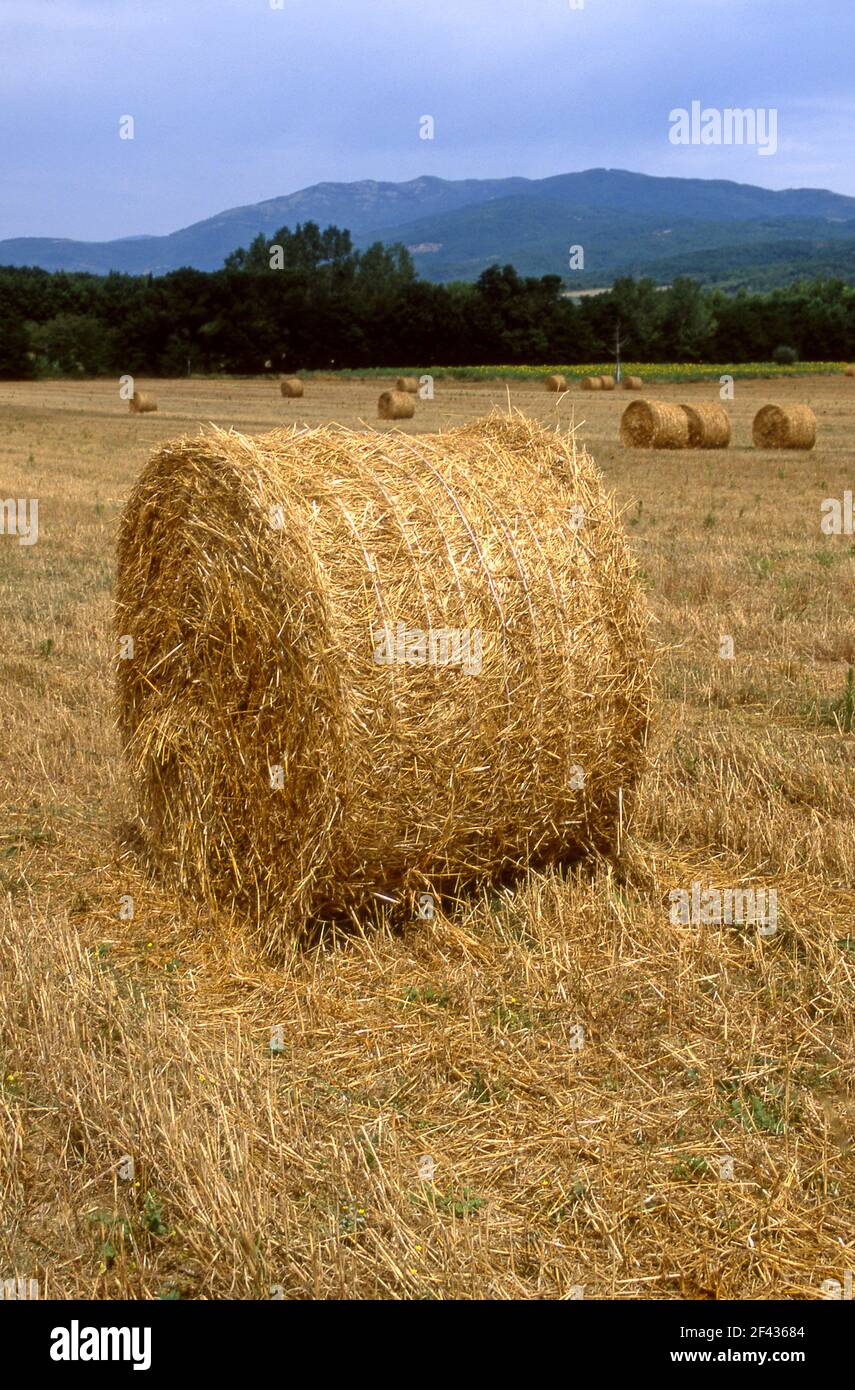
[[1, 220, 853, 378]]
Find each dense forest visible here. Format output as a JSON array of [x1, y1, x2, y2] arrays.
[[1, 221, 854, 378]]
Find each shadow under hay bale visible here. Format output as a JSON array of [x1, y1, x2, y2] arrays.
[[681, 403, 732, 449], [580, 376, 603, 391], [396, 376, 419, 394], [620, 399, 689, 449], [545, 374, 567, 392], [116, 414, 653, 948], [378, 390, 415, 420], [280, 378, 304, 398], [622, 376, 643, 391], [129, 392, 157, 414], [752, 404, 816, 450]]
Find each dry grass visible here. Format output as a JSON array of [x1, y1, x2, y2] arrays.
[[0, 372, 853, 1300]]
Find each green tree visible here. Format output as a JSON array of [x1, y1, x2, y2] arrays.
[[0, 314, 34, 378]]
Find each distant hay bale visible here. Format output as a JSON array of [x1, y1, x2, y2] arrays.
[[752, 404, 816, 451], [545, 374, 567, 392], [845, 365, 855, 377], [396, 376, 420, 394], [622, 376, 643, 391], [129, 391, 157, 414], [681, 403, 732, 449], [116, 414, 653, 947], [280, 378, 304, 398], [378, 390, 415, 420], [599, 376, 617, 391], [580, 376, 603, 391], [620, 400, 690, 449]]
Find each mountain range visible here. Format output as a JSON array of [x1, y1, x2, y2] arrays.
[[3, 168, 855, 291]]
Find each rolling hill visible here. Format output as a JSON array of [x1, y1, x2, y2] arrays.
[[3, 169, 855, 290]]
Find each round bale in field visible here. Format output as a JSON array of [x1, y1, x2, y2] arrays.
[[280, 378, 304, 398], [752, 404, 816, 450], [396, 376, 420, 394], [580, 376, 603, 391], [115, 414, 653, 948], [622, 376, 643, 391], [378, 390, 415, 420], [599, 376, 617, 391], [545, 374, 567, 392], [681, 404, 732, 449], [620, 400, 690, 449], [844, 365, 855, 377], [129, 391, 157, 414]]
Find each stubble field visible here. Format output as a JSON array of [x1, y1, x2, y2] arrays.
[[0, 373, 853, 1300]]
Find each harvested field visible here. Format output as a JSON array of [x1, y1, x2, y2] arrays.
[[0, 372, 853, 1301]]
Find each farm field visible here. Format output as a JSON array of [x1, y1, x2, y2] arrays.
[[0, 373, 853, 1301]]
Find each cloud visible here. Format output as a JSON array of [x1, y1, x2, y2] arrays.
[[0, 0, 851, 240]]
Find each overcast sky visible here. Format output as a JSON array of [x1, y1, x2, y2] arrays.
[[1, 0, 852, 242]]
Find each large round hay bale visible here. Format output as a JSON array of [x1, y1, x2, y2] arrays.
[[378, 390, 415, 420], [680, 403, 732, 449], [116, 415, 652, 946], [580, 376, 603, 391], [545, 374, 567, 392], [599, 376, 617, 391], [620, 400, 690, 449], [396, 376, 420, 394], [280, 377, 304, 398], [622, 376, 643, 391], [752, 404, 816, 450], [129, 391, 157, 414]]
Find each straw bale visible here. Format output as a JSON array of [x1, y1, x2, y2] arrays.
[[620, 400, 689, 448], [681, 403, 732, 449], [752, 404, 816, 450], [378, 390, 415, 420], [116, 414, 652, 944]]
